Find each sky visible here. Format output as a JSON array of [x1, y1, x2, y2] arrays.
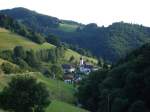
[[0, 0, 150, 26]]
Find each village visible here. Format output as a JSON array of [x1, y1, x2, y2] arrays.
[[62, 57, 100, 84]]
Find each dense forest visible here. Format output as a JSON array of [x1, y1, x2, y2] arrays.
[[2, 7, 150, 62], [77, 43, 150, 112]]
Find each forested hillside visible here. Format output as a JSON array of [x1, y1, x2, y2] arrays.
[[77, 43, 150, 112], [2, 7, 150, 62]]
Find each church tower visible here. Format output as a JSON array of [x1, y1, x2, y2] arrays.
[[80, 57, 84, 66]]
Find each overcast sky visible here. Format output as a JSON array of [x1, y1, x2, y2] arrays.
[[0, 0, 150, 26]]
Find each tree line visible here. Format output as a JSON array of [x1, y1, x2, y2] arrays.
[[0, 46, 65, 79]]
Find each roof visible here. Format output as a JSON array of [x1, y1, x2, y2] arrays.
[[63, 75, 74, 80], [62, 64, 72, 69], [84, 64, 94, 69]]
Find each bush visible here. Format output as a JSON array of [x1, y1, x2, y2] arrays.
[[14, 46, 26, 59], [1, 62, 18, 74], [51, 64, 63, 79], [0, 75, 50, 112], [0, 50, 13, 62], [15, 57, 29, 70]]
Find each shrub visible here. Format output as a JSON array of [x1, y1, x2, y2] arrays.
[[0, 75, 50, 112]]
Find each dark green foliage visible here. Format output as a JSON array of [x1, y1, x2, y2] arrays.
[[62, 43, 93, 57], [0, 14, 46, 44], [0, 46, 65, 74], [77, 43, 150, 112], [0, 75, 50, 112], [67, 22, 150, 62], [69, 55, 75, 62], [3, 7, 150, 62], [25, 50, 40, 68], [111, 98, 128, 112], [46, 34, 61, 46], [51, 64, 63, 79], [14, 46, 26, 59], [35, 47, 65, 63], [98, 58, 104, 67], [0, 50, 13, 62], [44, 69, 52, 78], [0, 7, 59, 30], [29, 31, 46, 44], [55, 46, 65, 59], [128, 100, 147, 112], [48, 49, 57, 63], [1, 62, 19, 74], [15, 57, 29, 69], [77, 70, 107, 111], [0, 7, 80, 36]]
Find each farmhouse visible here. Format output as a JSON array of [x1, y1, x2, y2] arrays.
[[63, 73, 74, 84]]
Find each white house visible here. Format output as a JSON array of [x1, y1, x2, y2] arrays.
[[62, 64, 75, 73]]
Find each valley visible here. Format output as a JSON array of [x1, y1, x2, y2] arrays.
[[0, 6, 150, 112]]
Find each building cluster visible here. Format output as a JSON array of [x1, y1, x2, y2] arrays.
[[62, 57, 99, 84]]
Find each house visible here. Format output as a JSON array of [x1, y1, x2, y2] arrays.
[[62, 64, 75, 73], [63, 74, 74, 84]]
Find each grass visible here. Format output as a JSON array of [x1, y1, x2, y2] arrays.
[[0, 72, 75, 103], [0, 28, 54, 50], [0, 73, 88, 112], [65, 49, 97, 64], [59, 23, 79, 32], [0, 100, 88, 112], [0, 28, 97, 64], [46, 100, 89, 112], [0, 28, 91, 112], [33, 72, 75, 103]]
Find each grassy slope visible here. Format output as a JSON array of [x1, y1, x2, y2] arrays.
[[46, 100, 88, 112], [0, 73, 88, 112], [0, 28, 97, 63], [65, 49, 97, 64], [0, 28, 54, 50], [0, 72, 75, 103]]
